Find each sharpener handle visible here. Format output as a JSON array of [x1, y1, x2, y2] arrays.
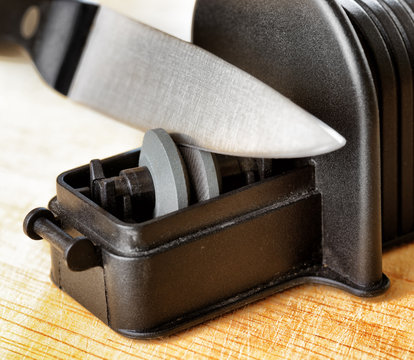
[[23, 207, 101, 271]]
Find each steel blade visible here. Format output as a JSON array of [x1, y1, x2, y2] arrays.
[[68, 6, 345, 158], [0, 2, 346, 158]]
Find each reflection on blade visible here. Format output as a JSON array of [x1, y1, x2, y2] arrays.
[[69, 7, 346, 158]]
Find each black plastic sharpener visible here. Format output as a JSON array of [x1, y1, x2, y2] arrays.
[[23, 0, 414, 338]]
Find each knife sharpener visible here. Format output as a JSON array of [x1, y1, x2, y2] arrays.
[[194, 0, 414, 250], [20, 0, 414, 338]]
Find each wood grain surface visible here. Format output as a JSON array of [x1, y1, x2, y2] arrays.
[[1, 1, 414, 359]]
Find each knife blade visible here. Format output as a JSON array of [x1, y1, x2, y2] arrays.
[[0, 0, 346, 158]]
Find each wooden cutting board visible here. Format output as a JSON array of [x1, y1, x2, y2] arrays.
[[1, 2, 414, 358]]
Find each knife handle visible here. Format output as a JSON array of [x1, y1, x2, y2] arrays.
[[0, 0, 50, 44], [0, 0, 98, 94]]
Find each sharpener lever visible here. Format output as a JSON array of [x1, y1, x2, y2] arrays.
[[23, 207, 101, 271]]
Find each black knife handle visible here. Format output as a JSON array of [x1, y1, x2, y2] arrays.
[[0, 0, 51, 44], [0, 0, 98, 94]]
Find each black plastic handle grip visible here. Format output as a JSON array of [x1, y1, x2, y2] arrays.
[[0, 0, 98, 94], [0, 0, 50, 44]]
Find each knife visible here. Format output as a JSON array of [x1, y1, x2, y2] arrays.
[[0, 0, 346, 158]]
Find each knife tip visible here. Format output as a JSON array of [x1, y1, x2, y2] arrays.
[[317, 120, 347, 152]]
